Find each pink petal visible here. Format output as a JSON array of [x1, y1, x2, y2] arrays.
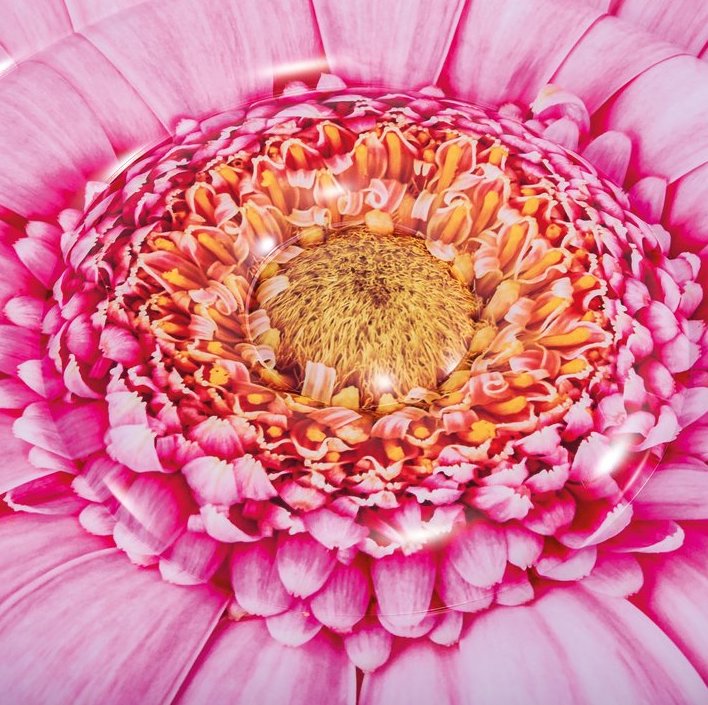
[[265, 599, 322, 646], [344, 623, 393, 673], [635, 531, 708, 679], [276, 533, 336, 598], [0, 513, 109, 602], [231, 539, 293, 617], [582, 552, 644, 598], [233, 454, 277, 500], [458, 586, 706, 704], [675, 387, 708, 428], [609, 520, 685, 553], [617, 0, 708, 54], [360, 639, 460, 705], [0, 0, 71, 61], [113, 474, 190, 555], [437, 554, 494, 612], [505, 523, 544, 569], [637, 405, 681, 450], [428, 609, 463, 646], [634, 467, 708, 520], [371, 550, 436, 627], [551, 15, 683, 112], [310, 559, 370, 632], [536, 544, 597, 581], [63, 0, 145, 28], [0, 63, 115, 216], [99, 325, 143, 366], [82, 0, 325, 128], [313, 0, 465, 87], [448, 520, 507, 588], [14, 401, 108, 460], [630, 176, 667, 223], [0, 325, 41, 375], [35, 34, 167, 153], [183, 456, 240, 506], [302, 507, 369, 549], [495, 566, 534, 606], [581, 131, 632, 185], [159, 530, 227, 586], [177, 620, 354, 705], [0, 549, 227, 704], [106, 424, 163, 473], [599, 56, 708, 182], [442, 0, 601, 106], [5, 472, 86, 515], [0, 378, 41, 410], [667, 164, 708, 252], [0, 411, 53, 493]]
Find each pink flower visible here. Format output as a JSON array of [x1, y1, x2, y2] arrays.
[[0, 1, 707, 704]]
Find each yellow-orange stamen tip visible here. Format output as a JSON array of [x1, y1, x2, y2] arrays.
[[364, 209, 395, 235], [306, 425, 327, 444], [298, 226, 325, 247], [486, 395, 528, 416], [560, 358, 587, 375], [208, 365, 230, 386], [541, 327, 592, 347], [469, 419, 497, 443], [331, 386, 360, 410]]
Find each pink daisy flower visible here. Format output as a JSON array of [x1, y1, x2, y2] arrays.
[[0, 1, 706, 704]]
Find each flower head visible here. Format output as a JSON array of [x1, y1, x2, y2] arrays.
[[0, 1, 706, 703]]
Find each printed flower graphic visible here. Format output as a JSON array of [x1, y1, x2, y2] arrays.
[[0, 1, 706, 704]]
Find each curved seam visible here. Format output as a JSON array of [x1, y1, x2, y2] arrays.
[[0, 546, 119, 619], [74, 28, 172, 133], [164, 593, 231, 705]]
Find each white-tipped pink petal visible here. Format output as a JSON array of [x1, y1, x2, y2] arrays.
[[313, 0, 465, 88], [0, 412, 52, 493], [551, 16, 683, 113], [230, 540, 293, 617], [310, 560, 371, 632], [371, 551, 436, 628], [600, 56, 708, 182], [266, 599, 322, 646], [177, 620, 354, 705], [82, 0, 325, 128], [14, 401, 108, 460], [159, 530, 227, 586], [448, 520, 507, 588], [428, 608, 463, 646], [617, 0, 708, 54], [107, 424, 163, 473], [443, 0, 601, 106], [0, 548, 227, 704], [276, 533, 336, 598], [344, 623, 393, 673]]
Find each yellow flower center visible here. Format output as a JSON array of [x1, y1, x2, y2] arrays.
[[261, 226, 485, 406]]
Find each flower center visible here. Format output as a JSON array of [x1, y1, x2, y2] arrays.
[[258, 225, 484, 406]]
